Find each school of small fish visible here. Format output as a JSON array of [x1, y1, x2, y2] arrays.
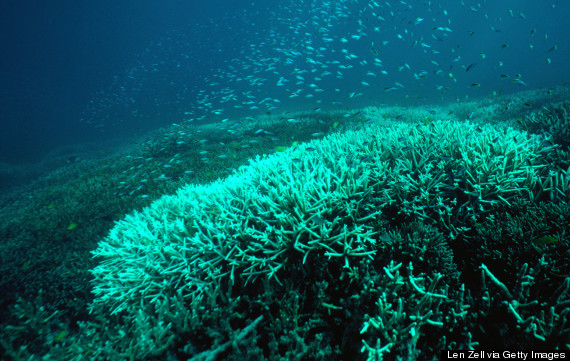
[[81, 0, 562, 135]]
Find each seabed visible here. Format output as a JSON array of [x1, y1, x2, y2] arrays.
[[0, 85, 569, 360]]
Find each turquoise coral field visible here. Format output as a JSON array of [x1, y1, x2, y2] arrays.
[[0, 86, 569, 360]]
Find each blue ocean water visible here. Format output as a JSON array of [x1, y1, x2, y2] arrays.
[[0, 0, 569, 166], [1, 1, 569, 358]]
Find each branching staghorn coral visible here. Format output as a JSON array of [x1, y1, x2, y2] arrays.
[[89, 119, 568, 359], [360, 260, 478, 361], [480, 262, 569, 346], [524, 101, 570, 150]]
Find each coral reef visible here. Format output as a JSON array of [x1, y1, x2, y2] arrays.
[[84, 119, 569, 359], [1, 88, 569, 360], [523, 101, 570, 150]]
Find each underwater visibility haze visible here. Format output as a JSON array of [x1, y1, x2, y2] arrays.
[[0, 0, 569, 359]]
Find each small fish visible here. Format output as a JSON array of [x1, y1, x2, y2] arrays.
[[533, 236, 559, 247], [67, 223, 79, 230], [54, 330, 67, 342], [311, 215, 327, 226], [470, 83, 481, 88]]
